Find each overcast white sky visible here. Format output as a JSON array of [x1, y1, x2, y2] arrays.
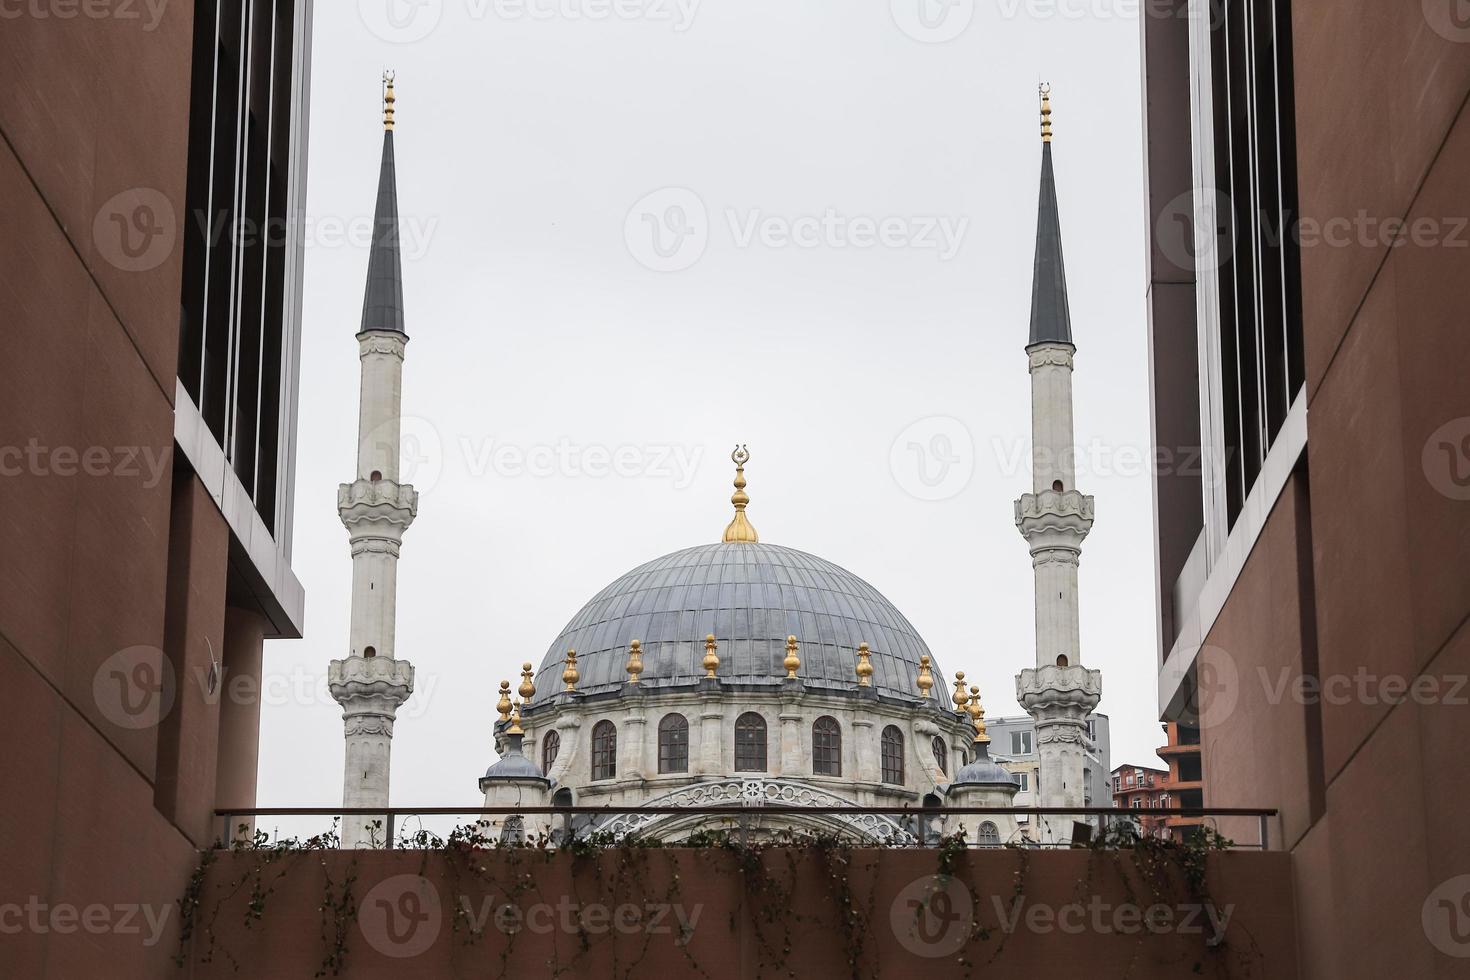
[[257, 0, 1163, 814]]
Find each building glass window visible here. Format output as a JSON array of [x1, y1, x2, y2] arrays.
[[658, 713, 689, 774], [541, 729, 560, 774], [931, 736, 947, 776], [179, 0, 302, 533], [1208, 0, 1304, 527], [812, 716, 842, 776], [1017, 772, 1030, 792], [881, 726, 904, 784], [591, 720, 616, 781], [734, 712, 767, 772], [978, 821, 1001, 846], [1011, 730, 1033, 755]]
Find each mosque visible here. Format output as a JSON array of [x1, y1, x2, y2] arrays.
[[327, 76, 1102, 849]]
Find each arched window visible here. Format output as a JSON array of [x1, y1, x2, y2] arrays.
[[978, 821, 1001, 846], [812, 716, 841, 776], [734, 712, 767, 772], [881, 726, 905, 784], [931, 736, 947, 776], [541, 729, 561, 774], [591, 720, 616, 781], [658, 713, 689, 774]]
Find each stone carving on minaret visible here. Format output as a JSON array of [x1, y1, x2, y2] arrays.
[[1013, 86, 1102, 844], [328, 72, 416, 850]]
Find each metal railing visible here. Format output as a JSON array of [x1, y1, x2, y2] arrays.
[[215, 805, 1278, 851]]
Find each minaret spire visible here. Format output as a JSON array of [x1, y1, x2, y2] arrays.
[[329, 77, 417, 849], [360, 71, 406, 337], [1013, 84, 1101, 843], [1029, 83, 1072, 347]]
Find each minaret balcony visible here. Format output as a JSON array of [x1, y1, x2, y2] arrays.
[[1016, 664, 1102, 715], [1014, 488, 1094, 553], [337, 478, 418, 541], [328, 654, 415, 701]]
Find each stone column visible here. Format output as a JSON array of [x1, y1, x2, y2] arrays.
[[698, 698, 723, 775], [778, 703, 804, 775], [623, 705, 647, 780], [852, 718, 877, 783], [329, 655, 414, 848]]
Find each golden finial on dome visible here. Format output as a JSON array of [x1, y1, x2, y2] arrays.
[[1039, 82, 1053, 143], [917, 654, 934, 699], [508, 699, 523, 736], [721, 445, 759, 543], [855, 642, 874, 687], [703, 634, 720, 679], [952, 672, 969, 711], [562, 649, 579, 692], [967, 686, 990, 744], [496, 680, 513, 722], [783, 635, 801, 679], [383, 70, 396, 131], [518, 662, 536, 701], [625, 639, 644, 684]]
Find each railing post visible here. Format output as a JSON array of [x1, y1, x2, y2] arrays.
[[1258, 814, 1269, 851], [386, 811, 396, 850]]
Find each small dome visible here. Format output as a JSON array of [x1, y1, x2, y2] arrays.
[[481, 737, 545, 782], [535, 541, 947, 705], [953, 750, 1019, 788]]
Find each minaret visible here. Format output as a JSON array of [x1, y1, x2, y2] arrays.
[[328, 72, 416, 850], [1013, 86, 1102, 843]]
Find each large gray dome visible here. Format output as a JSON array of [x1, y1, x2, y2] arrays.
[[534, 542, 948, 705]]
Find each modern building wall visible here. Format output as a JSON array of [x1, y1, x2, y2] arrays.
[[0, 1, 311, 974], [1142, 1, 1470, 976]]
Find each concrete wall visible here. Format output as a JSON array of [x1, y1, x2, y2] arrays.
[[183, 847, 1299, 977]]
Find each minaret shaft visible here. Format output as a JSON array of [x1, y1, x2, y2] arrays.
[[356, 340, 405, 481], [1029, 350, 1076, 495]]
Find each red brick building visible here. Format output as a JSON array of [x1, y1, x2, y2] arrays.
[[1111, 761, 1170, 834]]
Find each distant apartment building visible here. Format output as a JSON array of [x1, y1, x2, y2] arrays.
[[989, 712, 1110, 838], [1111, 761, 1170, 836]]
